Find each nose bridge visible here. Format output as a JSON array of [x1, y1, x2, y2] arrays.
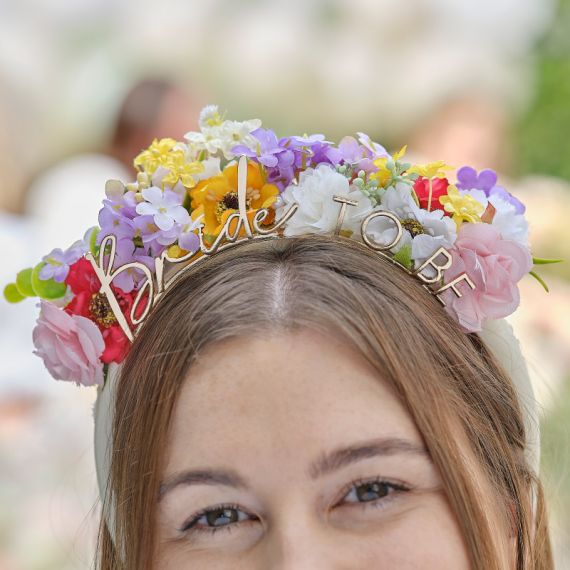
[[262, 500, 355, 570]]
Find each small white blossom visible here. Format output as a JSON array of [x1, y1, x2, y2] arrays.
[[185, 105, 261, 160]]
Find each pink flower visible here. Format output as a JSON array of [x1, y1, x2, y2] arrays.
[[33, 300, 105, 386], [442, 223, 533, 332]]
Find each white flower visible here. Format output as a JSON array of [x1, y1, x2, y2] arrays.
[[488, 193, 529, 247], [410, 209, 457, 264], [194, 157, 222, 181], [135, 187, 190, 231], [184, 105, 262, 160], [276, 164, 373, 237], [199, 105, 224, 129], [366, 183, 456, 267]]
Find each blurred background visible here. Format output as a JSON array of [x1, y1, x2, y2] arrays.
[[0, 0, 569, 568]]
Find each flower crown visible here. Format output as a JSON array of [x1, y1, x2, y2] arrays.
[[4, 105, 559, 387]]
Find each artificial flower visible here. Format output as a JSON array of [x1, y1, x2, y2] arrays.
[[413, 176, 450, 212], [407, 160, 453, 179], [33, 300, 105, 386], [488, 192, 530, 247], [185, 104, 262, 160], [39, 243, 86, 283], [160, 151, 205, 188], [439, 185, 485, 227], [189, 161, 279, 240], [366, 183, 456, 267], [135, 187, 191, 232], [232, 127, 288, 168], [442, 223, 533, 332], [281, 133, 334, 170], [457, 166, 526, 215], [134, 138, 179, 174], [370, 146, 407, 187], [275, 163, 373, 237], [65, 258, 138, 364], [325, 136, 378, 173]]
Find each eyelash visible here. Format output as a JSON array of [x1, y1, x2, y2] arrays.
[[179, 477, 410, 538]]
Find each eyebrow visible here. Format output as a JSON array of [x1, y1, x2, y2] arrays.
[[158, 437, 428, 502]]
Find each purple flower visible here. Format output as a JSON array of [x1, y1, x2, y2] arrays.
[[135, 187, 190, 231], [456, 166, 525, 214], [456, 166, 498, 194], [325, 136, 379, 172], [178, 230, 200, 253], [109, 239, 155, 292], [265, 149, 296, 190], [232, 128, 288, 168], [283, 134, 334, 168], [40, 245, 85, 282], [97, 190, 138, 243], [232, 128, 298, 190], [356, 132, 389, 160], [488, 186, 526, 215], [132, 215, 180, 256]]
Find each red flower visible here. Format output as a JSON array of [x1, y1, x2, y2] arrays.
[[64, 257, 137, 364], [413, 177, 450, 212]]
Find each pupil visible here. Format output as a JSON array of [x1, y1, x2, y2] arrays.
[[357, 481, 389, 502], [207, 507, 238, 527]]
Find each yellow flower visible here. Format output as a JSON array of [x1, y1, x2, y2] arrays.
[[439, 185, 485, 228], [370, 145, 408, 188], [189, 161, 279, 242], [161, 151, 204, 188], [408, 160, 453, 179], [134, 138, 204, 189], [134, 138, 178, 172]]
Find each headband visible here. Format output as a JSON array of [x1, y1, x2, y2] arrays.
[[4, 104, 555, 540]]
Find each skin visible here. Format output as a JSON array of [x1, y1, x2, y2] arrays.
[[155, 329, 472, 569]]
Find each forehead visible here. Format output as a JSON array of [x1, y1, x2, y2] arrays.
[[164, 329, 422, 472]]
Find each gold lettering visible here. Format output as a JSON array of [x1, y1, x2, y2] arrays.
[[86, 235, 155, 342], [332, 195, 359, 235], [414, 247, 453, 284], [361, 211, 403, 251], [434, 273, 476, 306]]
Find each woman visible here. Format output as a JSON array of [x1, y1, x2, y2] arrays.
[[6, 105, 554, 568]]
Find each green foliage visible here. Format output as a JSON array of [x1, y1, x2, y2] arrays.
[[3, 283, 26, 303], [15, 268, 35, 297], [515, 1, 570, 181], [393, 244, 413, 270], [30, 263, 67, 300]]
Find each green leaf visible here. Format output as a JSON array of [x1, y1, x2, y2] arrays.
[[393, 244, 413, 270], [16, 268, 36, 297], [529, 270, 550, 293], [532, 256, 564, 265], [89, 227, 100, 256], [31, 262, 67, 300], [3, 283, 26, 303]]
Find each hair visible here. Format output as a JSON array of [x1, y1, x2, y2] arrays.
[[95, 235, 553, 569]]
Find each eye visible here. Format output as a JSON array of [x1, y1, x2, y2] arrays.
[[180, 478, 410, 538], [180, 503, 257, 537], [338, 477, 410, 511]]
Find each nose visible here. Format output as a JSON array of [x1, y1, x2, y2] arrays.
[[261, 507, 357, 570]]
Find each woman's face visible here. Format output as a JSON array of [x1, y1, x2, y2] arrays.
[[155, 329, 471, 569]]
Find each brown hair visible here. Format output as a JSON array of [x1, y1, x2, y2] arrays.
[[95, 235, 552, 569]]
